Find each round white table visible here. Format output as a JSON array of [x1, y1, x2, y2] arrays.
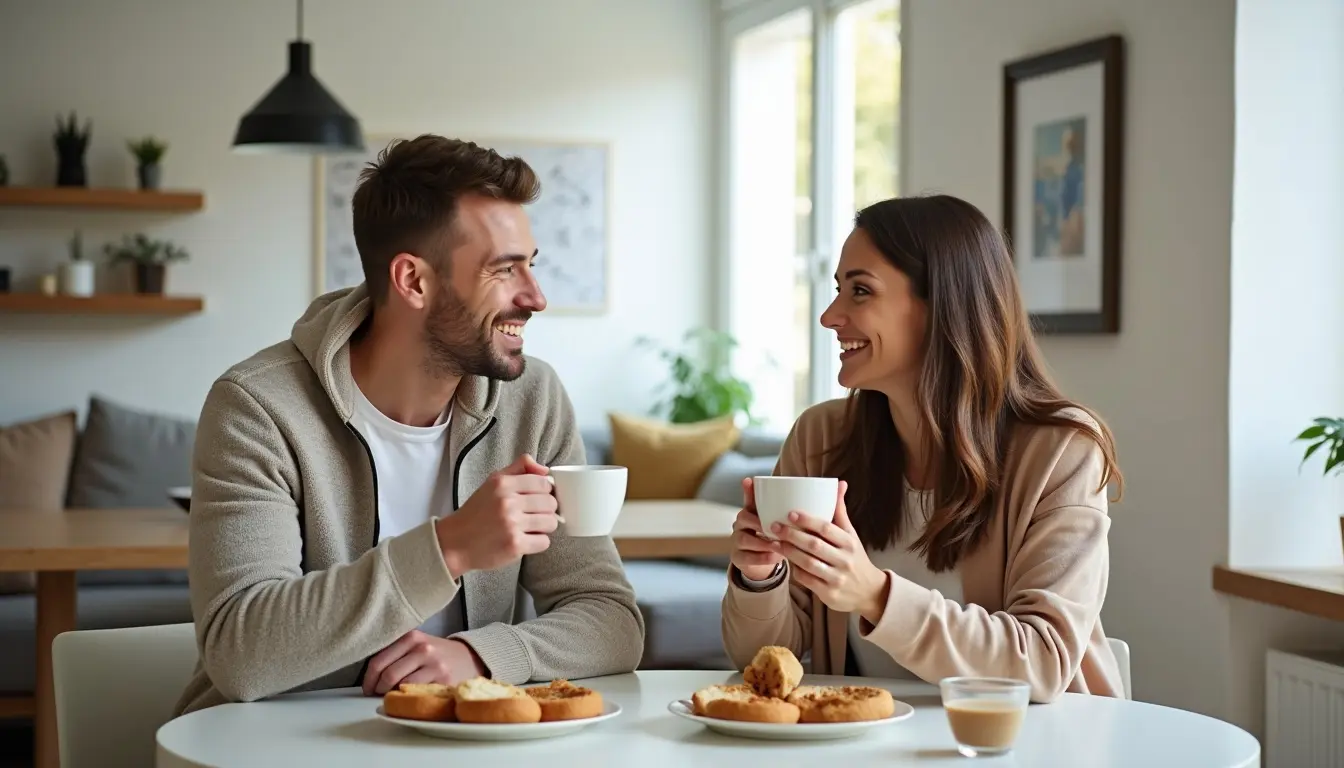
[[156, 670, 1260, 767]]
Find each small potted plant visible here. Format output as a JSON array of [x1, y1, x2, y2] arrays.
[[59, 231, 95, 297], [1294, 416, 1344, 555], [54, 111, 91, 187], [636, 327, 760, 425], [104, 233, 189, 294], [127, 136, 168, 190]]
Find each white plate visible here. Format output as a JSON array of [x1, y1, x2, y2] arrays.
[[667, 698, 914, 741], [376, 701, 621, 741]]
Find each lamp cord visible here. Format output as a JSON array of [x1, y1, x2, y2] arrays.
[[296, 0, 304, 40]]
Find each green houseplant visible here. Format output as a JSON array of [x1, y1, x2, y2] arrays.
[[127, 136, 168, 190], [54, 111, 91, 187], [104, 233, 189, 295], [637, 327, 757, 425], [1294, 416, 1344, 556]]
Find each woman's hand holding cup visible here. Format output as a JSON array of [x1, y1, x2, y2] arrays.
[[730, 477, 784, 581]]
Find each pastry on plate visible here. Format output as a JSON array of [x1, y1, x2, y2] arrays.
[[786, 685, 896, 723], [453, 677, 542, 724], [742, 645, 804, 699], [525, 679, 604, 721], [691, 683, 800, 724], [383, 682, 457, 722]]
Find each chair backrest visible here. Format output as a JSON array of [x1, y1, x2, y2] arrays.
[[53, 622, 198, 768], [1108, 636, 1132, 699]]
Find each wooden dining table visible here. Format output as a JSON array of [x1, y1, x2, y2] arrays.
[[0, 498, 736, 768]]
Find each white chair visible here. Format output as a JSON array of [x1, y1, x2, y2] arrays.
[[1108, 636, 1132, 698], [52, 622, 198, 768]]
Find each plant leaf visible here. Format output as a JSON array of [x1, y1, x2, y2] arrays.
[[1297, 425, 1327, 441], [1326, 443, 1344, 476], [1302, 439, 1328, 465]]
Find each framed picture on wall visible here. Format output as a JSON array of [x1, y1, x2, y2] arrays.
[[1003, 34, 1125, 334]]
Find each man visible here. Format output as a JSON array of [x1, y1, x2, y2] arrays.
[[174, 135, 644, 715]]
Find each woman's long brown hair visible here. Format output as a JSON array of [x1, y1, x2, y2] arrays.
[[824, 195, 1122, 572]]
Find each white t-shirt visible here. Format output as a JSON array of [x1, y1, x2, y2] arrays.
[[847, 484, 964, 679], [350, 383, 463, 639]]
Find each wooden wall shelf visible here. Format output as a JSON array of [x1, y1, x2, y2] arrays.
[[0, 293, 204, 316], [0, 186, 204, 212], [1213, 564, 1344, 622]]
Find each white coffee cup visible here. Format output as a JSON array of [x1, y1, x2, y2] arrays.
[[752, 475, 839, 540], [548, 465, 628, 537]]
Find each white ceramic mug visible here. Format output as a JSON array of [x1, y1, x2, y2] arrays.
[[548, 465, 628, 537], [752, 475, 839, 540]]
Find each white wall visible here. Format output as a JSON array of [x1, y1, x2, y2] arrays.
[[904, 0, 1237, 721], [0, 0, 713, 429], [1226, 0, 1344, 742]]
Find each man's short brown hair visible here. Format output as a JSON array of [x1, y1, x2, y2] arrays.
[[351, 135, 540, 303]]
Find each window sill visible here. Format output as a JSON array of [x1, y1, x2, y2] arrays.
[[1213, 564, 1344, 621]]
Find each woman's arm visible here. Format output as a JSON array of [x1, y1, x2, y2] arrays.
[[857, 428, 1112, 703], [720, 413, 823, 668]]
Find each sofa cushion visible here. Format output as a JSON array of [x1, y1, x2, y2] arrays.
[[695, 450, 779, 508], [67, 397, 195, 586], [608, 412, 740, 500], [736, 429, 788, 459], [624, 559, 733, 670], [0, 411, 79, 594]]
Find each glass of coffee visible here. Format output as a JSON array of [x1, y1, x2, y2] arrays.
[[939, 677, 1030, 757]]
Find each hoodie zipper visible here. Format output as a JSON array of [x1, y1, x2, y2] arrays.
[[450, 416, 497, 633], [452, 417, 498, 511], [347, 421, 380, 687]]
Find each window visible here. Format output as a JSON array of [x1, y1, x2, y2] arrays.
[[721, 0, 902, 429]]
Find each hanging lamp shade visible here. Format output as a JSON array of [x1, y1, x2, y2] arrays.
[[232, 1, 364, 154]]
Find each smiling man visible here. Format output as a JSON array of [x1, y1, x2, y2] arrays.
[[174, 135, 644, 715]]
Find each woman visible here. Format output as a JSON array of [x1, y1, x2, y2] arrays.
[[721, 194, 1126, 702]]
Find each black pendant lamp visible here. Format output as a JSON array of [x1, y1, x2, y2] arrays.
[[232, 0, 364, 154]]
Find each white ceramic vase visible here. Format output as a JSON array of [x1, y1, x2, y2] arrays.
[[59, 260, 95, 297]]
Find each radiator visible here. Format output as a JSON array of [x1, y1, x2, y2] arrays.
[[1266, 649, 1344, 767]]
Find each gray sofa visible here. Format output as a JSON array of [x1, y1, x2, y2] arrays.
[[0, 399, 783, 701], [0, 397, 197, 697]]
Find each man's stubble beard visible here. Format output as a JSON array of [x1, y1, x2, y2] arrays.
[[422, 284, 527, 382]]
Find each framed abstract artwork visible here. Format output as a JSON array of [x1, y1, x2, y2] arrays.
[[1003, 35, 1125, 334]]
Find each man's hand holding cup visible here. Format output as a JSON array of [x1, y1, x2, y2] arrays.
[[435, 454, 560, 577]]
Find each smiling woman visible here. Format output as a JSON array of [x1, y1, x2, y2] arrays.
[[721, 193, 1128, 704]]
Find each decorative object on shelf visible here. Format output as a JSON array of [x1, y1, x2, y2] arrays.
[[59, 231, 95, 297], [636, 327, 758, 426], [103, 233, 189, 295], [1294, 416, 1344, 557], [54, 111, 92, 187], [0, 266, 10, 293], [39, 274, 57, 296], [1003, 34, 1125, 335], [233, 0, 363, 154], [127, 136, 168, 190], [0, 154, 8, 186]]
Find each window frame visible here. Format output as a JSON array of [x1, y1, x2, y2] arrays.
[[714, 0, 909, 421]]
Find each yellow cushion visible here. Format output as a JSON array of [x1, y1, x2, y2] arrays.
[[608, 412, 741, 500]]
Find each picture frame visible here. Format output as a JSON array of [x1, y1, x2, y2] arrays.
[[1003, 34, 1125, 334], [313, 134, 612, 315]]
